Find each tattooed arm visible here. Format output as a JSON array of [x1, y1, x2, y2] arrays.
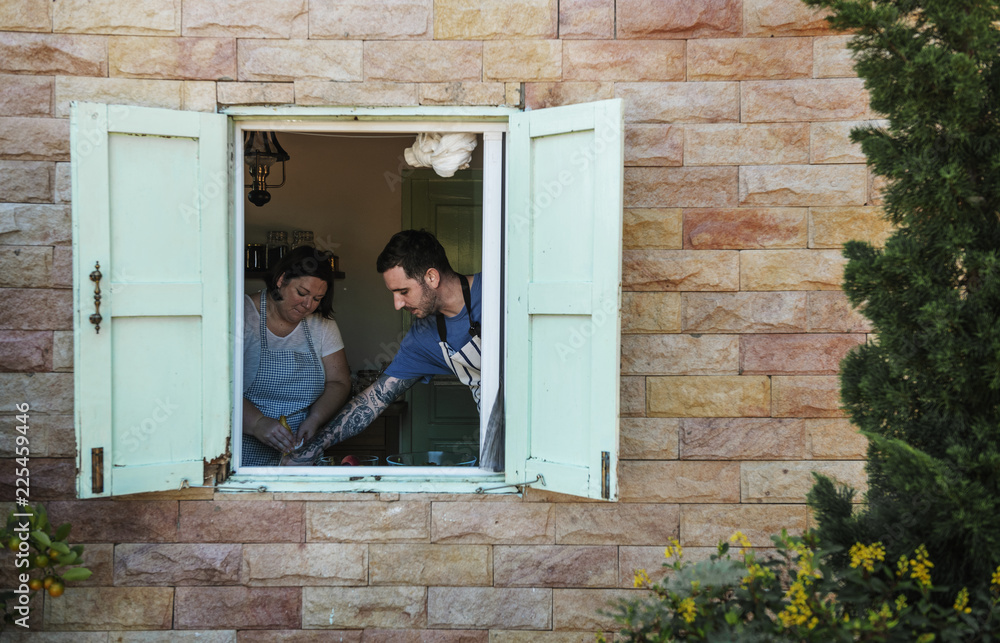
[[279, 374, 419, 466]]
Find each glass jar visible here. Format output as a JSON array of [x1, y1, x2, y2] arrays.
[[265, 230, 288, 268], [245, 243, 267, 271], [291, 230, 314, 249]]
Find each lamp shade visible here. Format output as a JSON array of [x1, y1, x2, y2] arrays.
[[243, 131, 290, 168]]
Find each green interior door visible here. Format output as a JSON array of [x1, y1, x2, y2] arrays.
[[401, 169, 483, 454]]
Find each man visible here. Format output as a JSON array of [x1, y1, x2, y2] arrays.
[[280, 230, 487, 466]]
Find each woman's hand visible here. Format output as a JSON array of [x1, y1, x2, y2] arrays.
[[246, 415, 297, 454]]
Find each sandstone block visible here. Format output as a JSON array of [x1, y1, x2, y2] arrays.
[[619, 461, 740, 503], [647, 375, 771, 417], [217, 82, 294, 105], [621, 417, 680, 459], [370, 544, 490, 586], [552, 588, 638, 631], [617, 82, 739, 123], [419, 82, 506, 106], [869, 171, 888, 206], [366, 41, 481, 83], [74, 543, 114, 587], [44, 587, 173, 631], [494, 545, 617, 587], [807, 291, 871, 332], [0, 411, 74, 457], [740, 165, 867, 207], [307, 500, 428, 542], [304, 586, 427, 629], [622, 334, 738, 375], [114, 543, 242, 585], [179, 499, 303, 542], [555, 503, 678, 544], [617, 0, 740, 38], [0, 204, 71, 245], [623, 249, 739, 292], [47, 500, 177, 542], [55, 162, 71, 203], [559, 0, 614, 38], [488, 633, 598, 643], [681, 504, 808, 546], [1, 161, 54, 204], [814, 35, 856, 78], [54, 77, 184, 118], [685, 124, 809, 166], [0, 32, 107, 76], [435, 0, 558, 39], [740, 333, 865, 375], [625, 167, 738, 209], [742, 460, 867, 502], [744, 0, 834, 36], [356, 632, 486, 643], [525, 81, 613, 109], [237, 632, 360, 643], [806, 418, 868, 459], [243, 543, 367, 586], [309, 0, 432, 39], [0, 374, 72, 421], [809, 206, 893, 248], [0, 457, 73, 499], [52, 246, 71, 288], [622, 292, 681, 334], [432, 502, 554, 544], [687, 37, 811, 81], [0, 288, 71, 330], [484, 40, 561, 82], [428, 587, 551, 629], [680, 418, 806, 459], [0, 246, 54, 288], [772, 375, 844, 417], [109, 36, 235, 80], [810, 120, 870, 164], [0, 76, 52, 117], [0, 118, 70, 162], [743, 78, 868, 122], [619, 546, 717, 588], [683, 207, 808, 250], [175, 587, 300, 629], [182, 0, 308, 38], [181, 80, 217, 111], [238, 39, 361, 82], [682, 292, 808, 333], [740, 249, 847, 291], [564, 41, 685, 81], [294, 81, 418, 107], [620, 375, 645, 417], [53, 0, 178, 35], [623, 208, 682, 248], [0, 0, 51, 31], [107, 633, 238, 643], [625, 125, 682, 168]]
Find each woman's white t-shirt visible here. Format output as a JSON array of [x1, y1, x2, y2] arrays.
[[242, 293, 345, 394]]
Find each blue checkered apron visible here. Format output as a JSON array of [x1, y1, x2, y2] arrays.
[[243, 291, 325, 466]]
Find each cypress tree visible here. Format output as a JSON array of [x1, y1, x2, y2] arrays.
[[801, 0, 1000, 594]]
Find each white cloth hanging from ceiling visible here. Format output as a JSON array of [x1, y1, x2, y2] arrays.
[[404, 133, 478, 178]]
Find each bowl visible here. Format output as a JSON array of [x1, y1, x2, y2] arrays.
[[386, 451, 477, 466]]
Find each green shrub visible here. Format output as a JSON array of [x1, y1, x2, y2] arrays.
[[604, 531, 1000, 642]]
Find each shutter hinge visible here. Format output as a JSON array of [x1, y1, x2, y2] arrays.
[[91, 448, 104, 494], [601, 451, 610, 500]]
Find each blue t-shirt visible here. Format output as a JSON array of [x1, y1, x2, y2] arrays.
[[385, 273, 481, 383]]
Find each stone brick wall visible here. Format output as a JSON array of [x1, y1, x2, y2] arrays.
[[0, 0, 879, 637]]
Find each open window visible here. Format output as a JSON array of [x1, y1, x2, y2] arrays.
[[71, 100, 623, 500]]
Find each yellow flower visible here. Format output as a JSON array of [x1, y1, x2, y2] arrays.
[[954, 587, 972, 614], [895, 595, 908, 611], [908, 544, 934, 589], [633, 568, 651, 588], [664, 537, 683, 561], [777, 579, 815, 628], [730, 531, 752, 555], [849, 542, 886, 573], [991, 566, 1000, 589], [678, 597, 697, 624]]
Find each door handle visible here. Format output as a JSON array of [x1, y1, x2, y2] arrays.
[[89, 261, 102, 333]]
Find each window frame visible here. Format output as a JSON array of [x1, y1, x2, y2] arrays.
[[225, 107, 514, 493]]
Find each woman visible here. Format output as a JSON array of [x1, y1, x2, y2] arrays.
[[242, 246, 351, 466]]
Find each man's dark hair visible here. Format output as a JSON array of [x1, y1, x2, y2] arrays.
[[265, 245, 336, 319], [376, 229, 454, 282]]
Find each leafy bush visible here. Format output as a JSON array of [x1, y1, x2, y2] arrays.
[[0, 504, 91, 631], [604, 531, 1000, 642]]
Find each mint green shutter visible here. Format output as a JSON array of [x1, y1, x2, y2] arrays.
[[506, 99, 623, 500], [72, 103, 230, 498]]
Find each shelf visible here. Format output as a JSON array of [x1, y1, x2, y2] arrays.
[[246, 270, 345, 280]]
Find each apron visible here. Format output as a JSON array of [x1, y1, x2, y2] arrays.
[[243, 291, 325, 466], [436, 276, 483, 411]]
